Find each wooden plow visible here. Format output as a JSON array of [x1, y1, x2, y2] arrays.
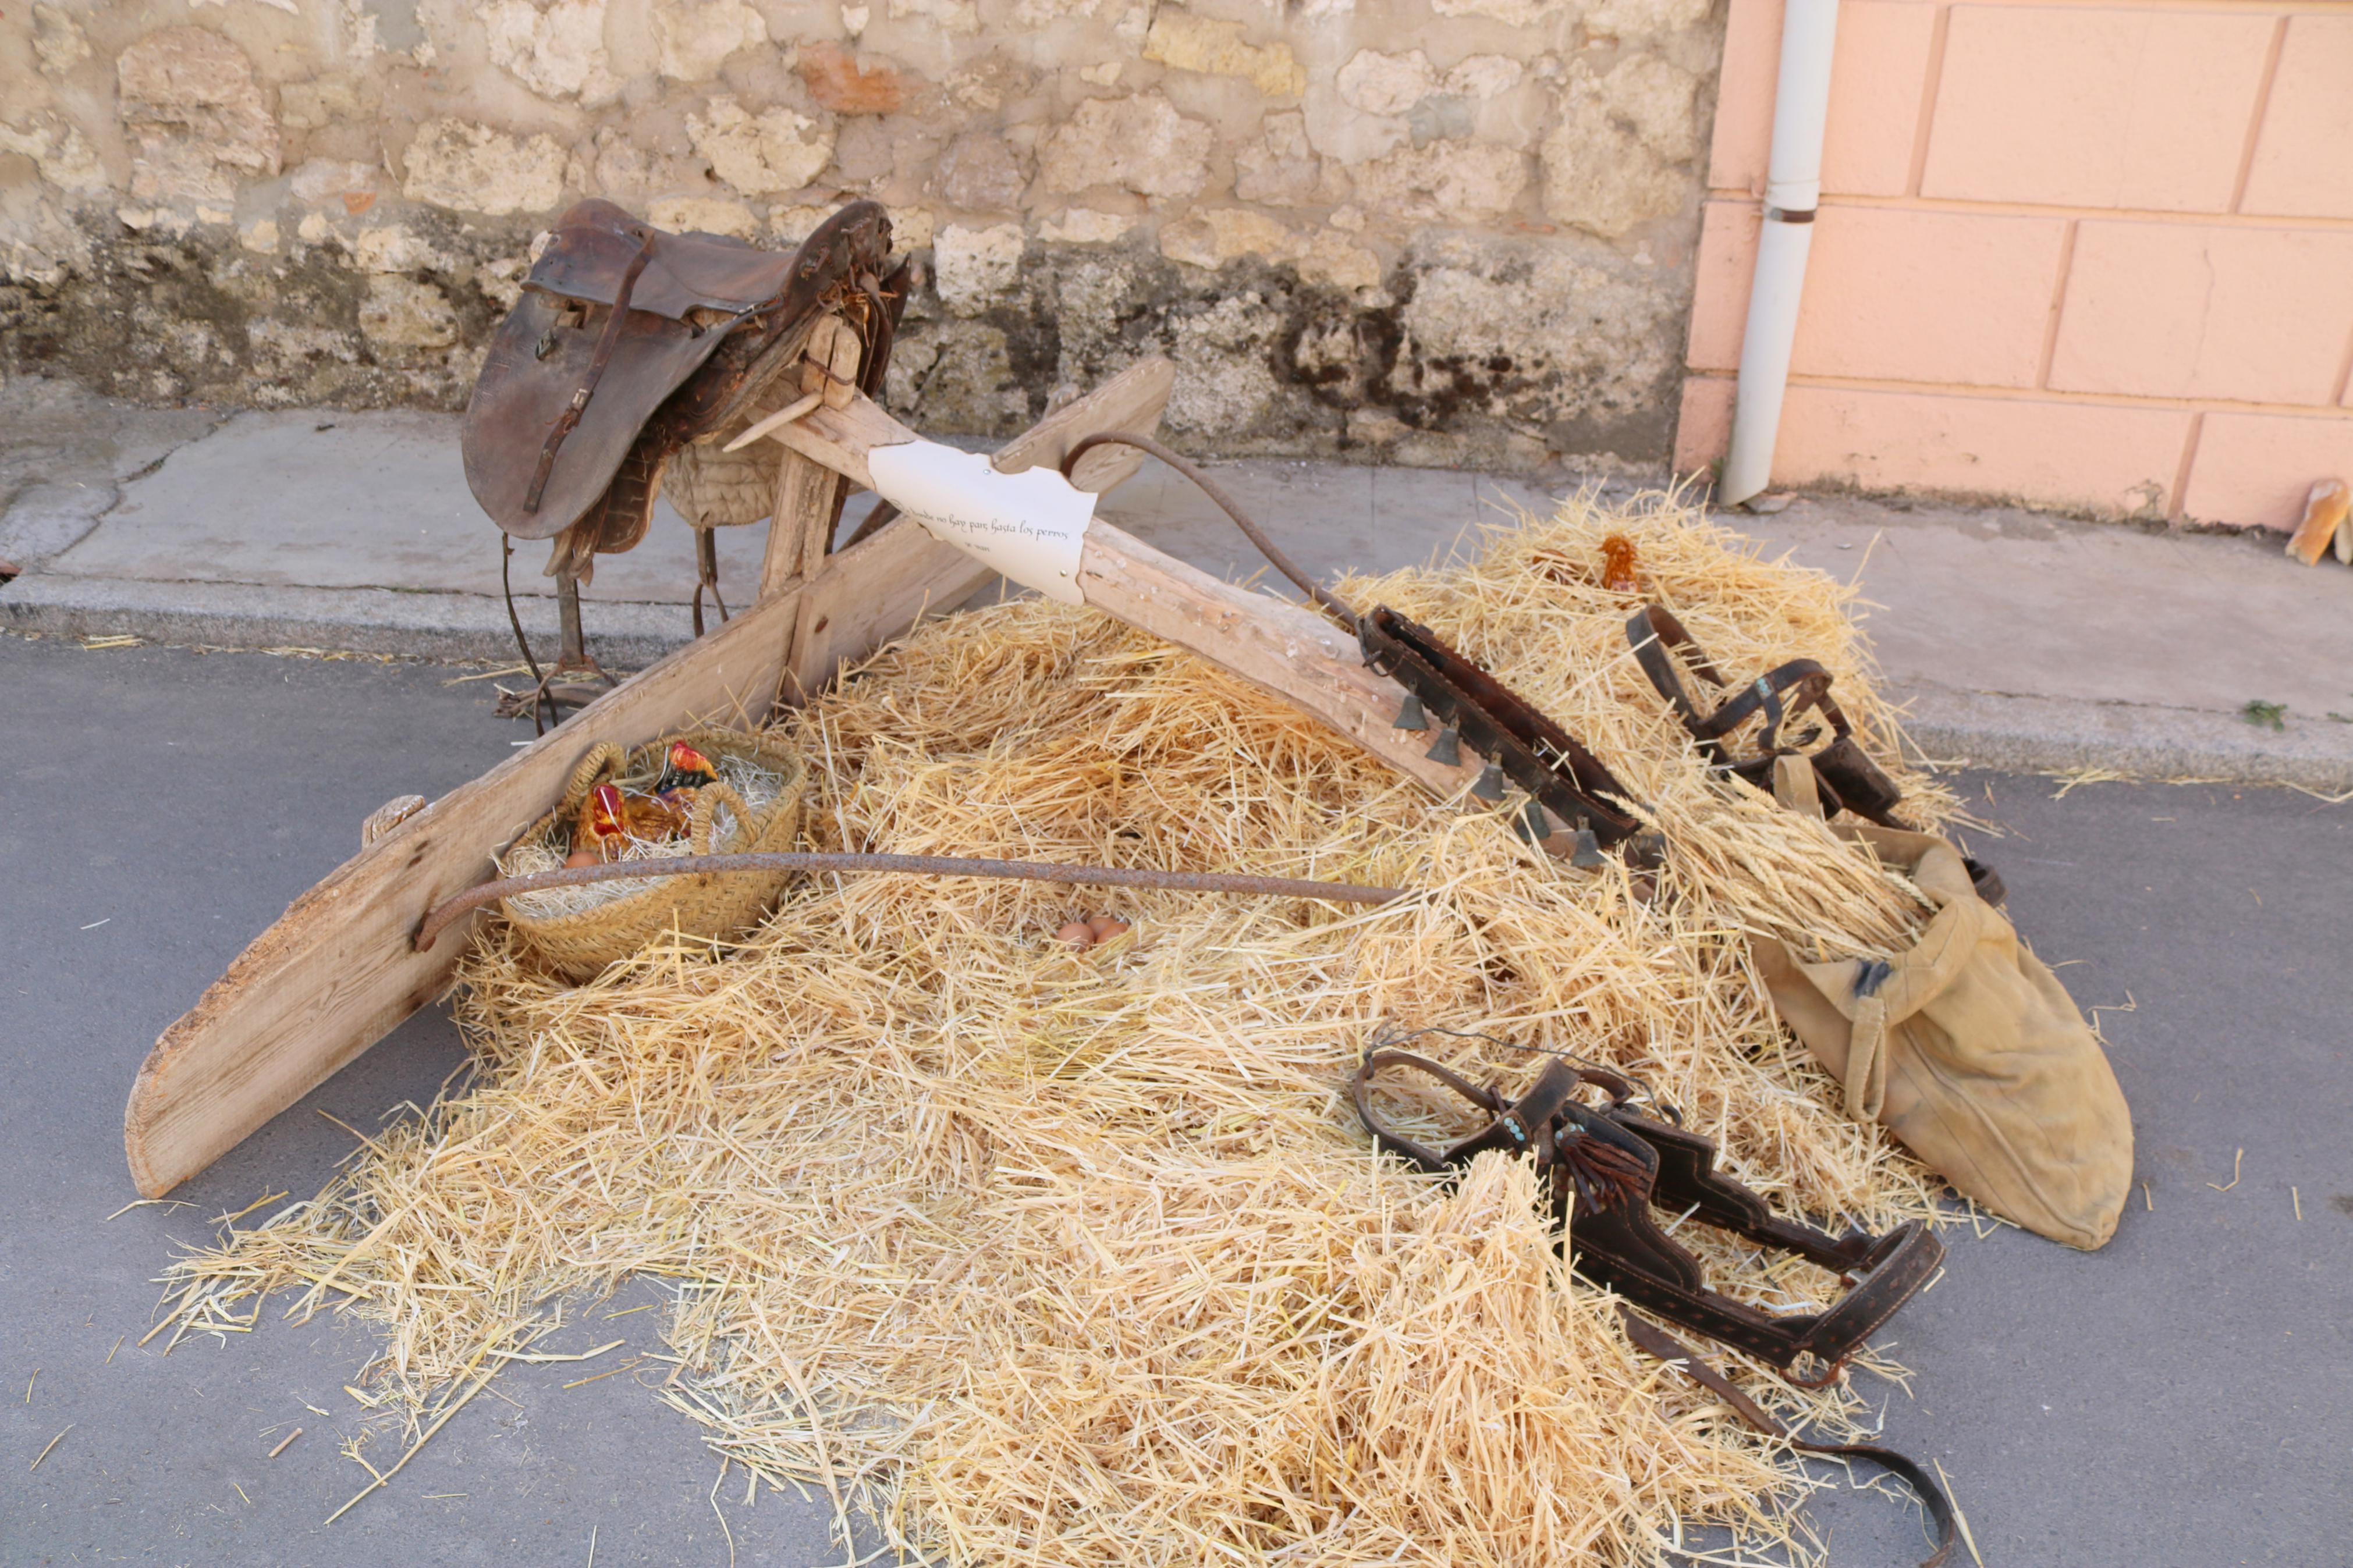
[[124, 206, 1567, 1197]]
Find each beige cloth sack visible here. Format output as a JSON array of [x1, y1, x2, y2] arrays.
[[1751, 819, 2132, 1250]]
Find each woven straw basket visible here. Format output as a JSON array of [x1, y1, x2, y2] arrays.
[[501, 729, 806, 981]]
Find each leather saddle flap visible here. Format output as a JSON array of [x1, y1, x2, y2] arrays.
[[461, 199, 800, 539], [463, 287, 729, 539], [526, 200, 798, 319]]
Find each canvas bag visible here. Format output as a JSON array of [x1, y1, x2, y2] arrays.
[[1750, 794, 2132, 1250]]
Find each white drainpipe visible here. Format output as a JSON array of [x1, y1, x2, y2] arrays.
[[1719, 0, 1840, 507]]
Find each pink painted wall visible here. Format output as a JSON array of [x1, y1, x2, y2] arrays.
[[1677, 0, 2353, 530]]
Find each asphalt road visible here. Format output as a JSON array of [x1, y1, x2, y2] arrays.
[[2, 633, 2347, 1566]]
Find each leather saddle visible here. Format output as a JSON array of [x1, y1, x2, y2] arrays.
[[462, 198, 908, 585]]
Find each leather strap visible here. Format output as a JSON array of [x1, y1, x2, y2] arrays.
[[1626, 605, 1911, 828], [524, 226, 658, 514], [1620, 1308, 1956, 1568]]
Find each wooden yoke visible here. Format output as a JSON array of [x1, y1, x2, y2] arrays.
[[764, 389, 1488, 806], [123, 359, 1180, 1198]]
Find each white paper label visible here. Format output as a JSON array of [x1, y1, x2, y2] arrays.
[[865, 440, 1096, 605]]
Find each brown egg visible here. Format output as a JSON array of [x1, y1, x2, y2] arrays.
[[1056, 920, 1097, 950], [564, 847, 602, 870], [1087, 916, 1130, 943]]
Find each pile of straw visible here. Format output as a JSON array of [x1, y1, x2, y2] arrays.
[[162, 491, 1958, 1563]]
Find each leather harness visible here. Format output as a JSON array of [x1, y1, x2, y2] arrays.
[[1627, 605, 2004, 906], [1353, 1043, 1956, 1565]]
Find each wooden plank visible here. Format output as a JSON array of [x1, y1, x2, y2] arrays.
[[758, 448, 847, 600], [125, 513, 929, 1197], [780, 359, 1179, 699], [766, 375, 1481, 806], [1073, 527, 1482, 801], [995, 358, 1176, 490], [757, 318, 864, 600], [769, 357, 1178, 495]]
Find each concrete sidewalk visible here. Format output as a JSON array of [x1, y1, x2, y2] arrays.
[[4, 374, 2350, 790]]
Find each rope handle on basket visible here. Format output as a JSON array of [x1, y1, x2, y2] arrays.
[[555, 742, 630, 824], [686, 777, 753, 857]]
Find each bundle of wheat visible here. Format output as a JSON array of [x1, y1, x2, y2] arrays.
[[161, 490, 1959, 1565]]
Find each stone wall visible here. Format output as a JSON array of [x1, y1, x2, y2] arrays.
[[0, 0, 1723, 472]]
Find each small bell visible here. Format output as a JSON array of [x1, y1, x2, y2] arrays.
[[1569, 828, 1607, 869], [1471, 762, 1506, 802], [1392, 690, 1429, 732], [1425, 725, 1461, 766], [1521, 798, 1550, 841]]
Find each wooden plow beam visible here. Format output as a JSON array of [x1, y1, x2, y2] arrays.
[[765, 391, 1492, 806], [123, 358, 1179, 1197]]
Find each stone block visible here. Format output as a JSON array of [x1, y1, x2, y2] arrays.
[[1357, 140, 1527, 223], [1144, 11, 1306, 100], [2051, 222, 2353, 406], [481, 0, 621, 104], [2240, 16, 2353, 221], [1039, 94, 1213, 199], [934, 222, 1025, 315], [1541, 54, 1698, 238], [358, 275, 461, 350], [1582, 0, 1710, 44], [1038, 208, 1134, 244], [1772, 386, 2189, 518], [800, 41, 911, 115], [400, 119, 567, 216], [1336, 51, 1436, 118], [1921, 6, 2272, 212], [932, 131, 1029, 212], [687, 98, 836, 195], [0, 113, 109, 194], [1798, 206, 2065, 389], [116, 27, 280, 209], [32, 5, 92, 76], [2182, 411, 2353, 531], [652, 0, 768, 81], [1234, 111, 1338, 205], [647, 195, 761, 237], [1160, 208, 1301, 270], [1428, 0, 1570, 26]]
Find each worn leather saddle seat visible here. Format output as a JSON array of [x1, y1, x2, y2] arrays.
[[463, 197, 905, 584]]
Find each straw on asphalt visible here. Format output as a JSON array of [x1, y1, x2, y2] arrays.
[[159, 490, 1962, 1565]]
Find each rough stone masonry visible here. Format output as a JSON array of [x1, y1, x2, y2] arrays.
[[0, 0, 1723, 474]]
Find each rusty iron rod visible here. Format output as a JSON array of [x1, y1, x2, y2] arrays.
[[416, 852, 1406, 951]]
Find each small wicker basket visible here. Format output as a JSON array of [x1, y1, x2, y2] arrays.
[[499, 729, 806, 981]]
